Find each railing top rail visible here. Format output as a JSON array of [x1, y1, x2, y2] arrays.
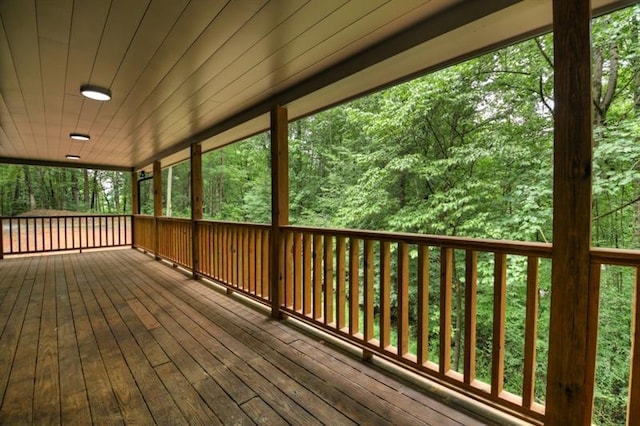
[[155, 216, 192, 223], [196, 219, 271, 229], [2, 214, 131, 219], [591, 247, 640, 266], [282, 224, 553, 258]]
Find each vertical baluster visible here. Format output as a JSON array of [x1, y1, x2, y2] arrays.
[[464, 250, 478, 385], [349, 239, 360, 337], [254, 227, 261, 293], [417, 245, 430, 366], [262, 229, 270, 299], [491, 252, 507, 397], [25, 218, 30, 252], [440, 247, 453, 375], [313, 233, 323, 320], [336, 236, 346, 331], [303, 233, 312, 316], [397, 242, 409, 358], [324, 234, 334, 326], [249, 228, 256, 295], [522, 256, 539, 408], [293, 232, 302, 310], [380, 241, 391, 350], [244, 227, 250, 290], [628, 267, 640, 424], [364, 240, 375, 343], [285, 231, 294, 307]]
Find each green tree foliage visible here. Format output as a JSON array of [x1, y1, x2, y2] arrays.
[[197, 6, 638, 424], [0, 166, 131, 215]]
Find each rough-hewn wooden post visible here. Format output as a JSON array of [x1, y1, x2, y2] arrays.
[[270, 105, 288, 319], [191, 144, 203, 279], [153, 161, 162, 260], [131, 171, 139, 249], [546, 0, 598, 424], [0, 217, 4, 260]]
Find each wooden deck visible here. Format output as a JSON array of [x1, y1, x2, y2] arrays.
[[0, 248, 493, 425]]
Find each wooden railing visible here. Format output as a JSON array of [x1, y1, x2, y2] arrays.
[[277, 225, 551, 422], [1, 215, 131, 257], [128, 218, 640, 424], [156, 217, 192, 269], [196, 221, 271, 303], [133, 215, 155, 253], [590, 248, 640, 426]]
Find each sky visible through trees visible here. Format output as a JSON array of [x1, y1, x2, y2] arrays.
[[1, 5, 638, 424]]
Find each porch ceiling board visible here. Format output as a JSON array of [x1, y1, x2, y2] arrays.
[[0, 0, 633, 171]]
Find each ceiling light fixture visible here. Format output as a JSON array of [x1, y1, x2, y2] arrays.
[[80, 84, 111, 101], [65, 154, 81, 160], [69, 133, 90, 141]]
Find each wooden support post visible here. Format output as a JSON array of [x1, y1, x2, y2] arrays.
[[0, 217, 3, 260], [191, 144, 203, 279], [153, 161, 162, 260], [546, 0, 597, 424], [131, 171, 139, 249], [270, 105, 289, 319]]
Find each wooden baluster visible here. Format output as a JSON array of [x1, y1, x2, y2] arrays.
[[349, 239, 360, 336], [364, 240, 375, 343], [629, 267, 640, 424], [491, 253, 507, 397], [522, 256, 539, 408], [243, 227, 250, 290], [324, 234, 334, 326], [262, 229, 270, 299], [285, 231, 294, 308], [313, 234, 323, 320], [417, 245, 429, 366], [440, 247, 453, 375], [254, 229, 263, 296], [380, 241, 391, 350], [397, 242, 409, 358], [464, 250, 478, 385], [303, 233, 312, 316], [293, 232, 302, 311], [249, 229, 256, 295], [336, 236, 346, 331]]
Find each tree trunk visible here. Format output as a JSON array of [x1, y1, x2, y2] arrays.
[[166, 167, 173, 216], [23, 166, 36, 211], [83, 169, 90, 210]]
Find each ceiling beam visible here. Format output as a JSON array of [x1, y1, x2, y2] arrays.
[[0, 157, 133, 172]]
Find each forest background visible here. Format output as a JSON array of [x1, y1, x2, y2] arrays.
[[0, 6, 637, 424]]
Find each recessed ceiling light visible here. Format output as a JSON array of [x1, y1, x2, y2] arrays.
[[66, 154, 81, 160], [69, 133, 90, 141], [80, 84, 111, 101]]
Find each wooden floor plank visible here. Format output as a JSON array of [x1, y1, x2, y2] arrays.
[[33, 256, 61, 424], [73, 255, 156, 425], [58, 256, 92, 412], [0, 250, 491, 426], [0, 256, 46, 424]]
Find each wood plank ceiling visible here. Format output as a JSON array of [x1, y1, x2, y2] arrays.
[[0, 0, 633, 171]]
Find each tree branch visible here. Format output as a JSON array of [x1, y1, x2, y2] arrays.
[[593, 194, 640, 221]]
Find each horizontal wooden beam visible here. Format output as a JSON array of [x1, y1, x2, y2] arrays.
[[0, 156, 133, 172]]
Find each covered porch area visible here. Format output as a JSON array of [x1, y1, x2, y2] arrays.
[[0, 248, 492, 425]]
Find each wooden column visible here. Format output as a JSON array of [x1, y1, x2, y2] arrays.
[[130, 171, 139, 249], [191, 144, 203, 279], [153, 161, 162, 260], [270, 105, 289, 319], [546, 0, 598, 424]]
